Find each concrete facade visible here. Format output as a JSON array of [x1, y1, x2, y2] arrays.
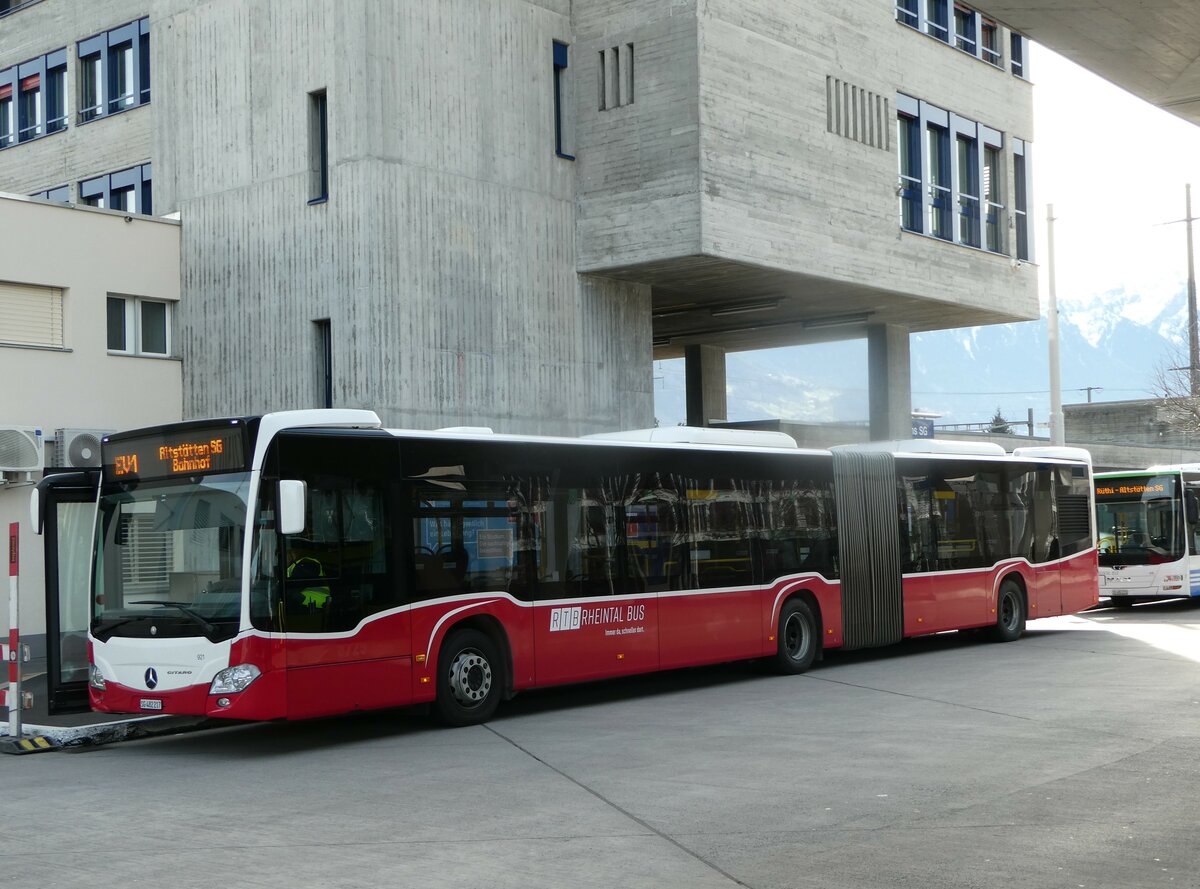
[[574, 0, 1038, 353], [0, 1, 153, 201], [1064, 399, 1200, 452], [0, 0, 1038, 439], [148, 0, 652, 435], [0, 194, 181, 649]]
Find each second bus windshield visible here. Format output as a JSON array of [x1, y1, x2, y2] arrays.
[[1095, 475, 1185, 564]]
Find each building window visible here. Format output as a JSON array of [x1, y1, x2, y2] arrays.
[[0, 0, 39, 16], [599, 43, 634, 111], [927, 121, 952, 240], [897, 94, 1008, 254], [897, 113, 922, 233], [79, 54, 102, 121], [0, 88, 12, 148], [108, 295, 172, 356], [983, 145, 1004, 252], [315, 319, 332, 408], [926, 0, 950, 43], [80, 163, 152, 214], [980, 19, 1001, 67], [1011, 33, 1028, 79], [953, 3, 976, 55], [0, 49, 67, 147], [955, 131, 979, 246], [1, 282, 64, 349], [30, 185, 70, 203], [46, 63, 66, 132], [1013, 138, 1032, 261], [553, 41, 575, 160], [308, 89, 328, 203], [17, 74, 41, 141], [77, 17, 150, 123], [109, 40, 135, 113], [900, 1, 1014, 72]]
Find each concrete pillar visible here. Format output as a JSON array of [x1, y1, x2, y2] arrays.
[[684, 344, 728, 427], [867, 324, 912, 441]]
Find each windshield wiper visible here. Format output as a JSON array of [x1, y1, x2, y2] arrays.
[[130, 601, 219, 636], [91, 616, 145, 640]]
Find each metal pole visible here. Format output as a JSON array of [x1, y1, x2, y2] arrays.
[[1187, 184, 1198, 396], [1046, 204, 1065, 445], [7, 522, 20, 739]]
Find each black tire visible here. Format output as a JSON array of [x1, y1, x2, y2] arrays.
[[434, 628, 502, 726], [990, 580, 1026, 642], [771, 599, 819, 674], [1108, 597, 1138, 609]]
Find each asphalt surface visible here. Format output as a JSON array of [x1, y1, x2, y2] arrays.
[[7, 599, 1200, 888]]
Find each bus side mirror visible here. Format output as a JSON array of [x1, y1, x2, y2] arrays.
[[29, 487, 42, 535], [278, 480, 308, 536], [1187, 492, 1199, 526]]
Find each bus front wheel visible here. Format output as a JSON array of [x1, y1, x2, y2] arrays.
[[772, 599, 818, 674], [990, 580, 1026, 643], [435, 628, 502, 726]]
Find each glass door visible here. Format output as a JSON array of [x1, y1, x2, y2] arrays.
[[43, 484, 97, 713]]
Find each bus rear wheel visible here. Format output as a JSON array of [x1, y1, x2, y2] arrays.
[[772, 599, 818, 674], [435, 628, 502, 726], [989, 580, 1026, 642]]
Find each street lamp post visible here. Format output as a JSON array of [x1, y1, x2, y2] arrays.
[[1046, 204, 1064, 445]]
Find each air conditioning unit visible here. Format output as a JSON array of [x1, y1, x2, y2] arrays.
[[0, 426, 44, 473], [56, 428, 113, 469]]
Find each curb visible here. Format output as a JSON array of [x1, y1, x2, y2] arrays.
[[1, 715, 210, 751]]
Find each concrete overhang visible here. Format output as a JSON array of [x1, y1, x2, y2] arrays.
[[978, 1, 1200, 125], [610, 256, 1035, 361]]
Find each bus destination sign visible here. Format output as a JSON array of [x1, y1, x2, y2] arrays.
[[104, 424, 248, 481], [1095, 481, 1167, 498]]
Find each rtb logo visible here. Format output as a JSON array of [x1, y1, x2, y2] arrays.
[[548, 607, 582, 632]]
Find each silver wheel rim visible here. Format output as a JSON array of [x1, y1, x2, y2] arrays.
[[447, 647, 493, 709], [783, 611, 811, 662]]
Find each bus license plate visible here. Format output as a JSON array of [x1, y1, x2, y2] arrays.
[[139, 699, 163, 711]]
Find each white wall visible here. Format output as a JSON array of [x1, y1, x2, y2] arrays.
[[0, 194, 181, 648]]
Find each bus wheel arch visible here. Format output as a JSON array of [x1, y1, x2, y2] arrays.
[[771, 592, 822, 675], [990, 574, 1027, 643], [433, 617, 510, 726]]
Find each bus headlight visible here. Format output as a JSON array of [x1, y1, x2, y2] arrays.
[[89, 664, 106, 691], [209, 664, 262, 695]]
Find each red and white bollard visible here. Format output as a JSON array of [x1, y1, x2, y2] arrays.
[[7, 522, 20, 739]]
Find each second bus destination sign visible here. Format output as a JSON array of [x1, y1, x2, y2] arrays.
[[107, 425, 247, 481]]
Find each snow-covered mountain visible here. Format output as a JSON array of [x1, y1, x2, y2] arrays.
[[653, 287, 1190, 428]]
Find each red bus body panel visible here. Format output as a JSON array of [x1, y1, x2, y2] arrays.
[[89, 549, 1097, 722]]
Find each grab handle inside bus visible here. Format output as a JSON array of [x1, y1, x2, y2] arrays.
[[278, 480, 308, 536]]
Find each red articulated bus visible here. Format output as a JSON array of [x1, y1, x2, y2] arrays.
[[35, 410, 1098, 726]]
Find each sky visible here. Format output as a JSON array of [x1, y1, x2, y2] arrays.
[[1032, 45, 1200, 324], [653, 43, 1200, 427]]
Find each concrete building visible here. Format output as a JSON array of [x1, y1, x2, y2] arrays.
[[0, 0, 1040, 441], [0, 194, 180, 695], [1065, 399, 1200, 452]]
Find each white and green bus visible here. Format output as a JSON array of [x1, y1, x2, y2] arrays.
[[1094, 466, 1200, 606]]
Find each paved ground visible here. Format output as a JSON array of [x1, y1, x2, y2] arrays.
[[6, 599, 1200, 888]]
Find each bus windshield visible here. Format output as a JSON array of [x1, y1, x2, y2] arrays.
[[92, 473, 252, 642], [1095, 474, 1184, 565]]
